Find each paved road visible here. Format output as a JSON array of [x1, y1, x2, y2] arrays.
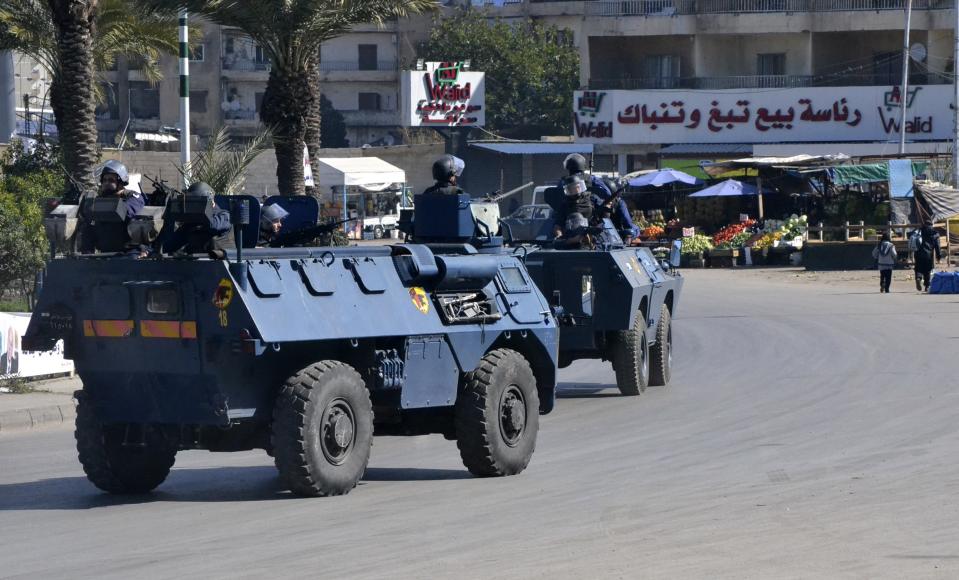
[[2, 269, 958, 579]]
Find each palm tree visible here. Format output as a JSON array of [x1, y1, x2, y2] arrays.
[[147, 0, 434, 196], [0, 0, 182, 191]]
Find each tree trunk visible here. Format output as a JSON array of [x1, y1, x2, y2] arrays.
[[47, 0, 99, 194], [303, 55, 322, 196], [260, 66, 315, 196]]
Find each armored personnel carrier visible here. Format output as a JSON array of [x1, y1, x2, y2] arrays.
[[25, 192, 558, 497]]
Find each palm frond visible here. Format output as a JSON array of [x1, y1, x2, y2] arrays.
[[180, 126, 271, 196]]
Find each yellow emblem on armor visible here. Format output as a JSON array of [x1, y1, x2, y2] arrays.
[[409, 287, 430, 314], [213, 278, 234, 310]]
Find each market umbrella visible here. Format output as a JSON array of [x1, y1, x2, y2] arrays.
[[628, 169, 701, 188], [689, 179, 758, 197]]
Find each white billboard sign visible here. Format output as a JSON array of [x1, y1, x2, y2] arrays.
[[572, 85, 953, 144], [401, 61, 485, 128]]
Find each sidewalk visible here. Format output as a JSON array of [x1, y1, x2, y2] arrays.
[[0, 375, 81, 434]]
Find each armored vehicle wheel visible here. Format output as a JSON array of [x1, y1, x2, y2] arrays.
[[272, 361, 373, 497], [649, 304, 672, 387], [455, 349, 539, 477], [75, 392, 177, 494], [610, 310, 650, 396]]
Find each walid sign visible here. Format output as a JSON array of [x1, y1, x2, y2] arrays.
[[401, 61, 486, 127], [573, 85, 954, 144]]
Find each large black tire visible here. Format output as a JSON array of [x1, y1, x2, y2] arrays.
[[610, 310, 650, 396], [649, 304, 672, 387], [75, 391, 177, 494], [272, 361, 373, 497], [456, 348, 539, 477]]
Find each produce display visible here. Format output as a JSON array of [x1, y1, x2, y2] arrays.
[[712, 219, 757, 249], [755, 215, 808, 249], [641, 225, 665, 239], [680, 233, 713, 256]]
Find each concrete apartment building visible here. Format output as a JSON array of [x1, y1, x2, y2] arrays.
[[458, 0, 956, 171], [4, 2, 953, 159], [87, 19, 403, 147]]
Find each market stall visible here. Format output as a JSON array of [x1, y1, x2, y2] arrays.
[[315, 157, 407, 239]]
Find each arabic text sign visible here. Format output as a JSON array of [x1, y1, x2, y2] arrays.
[[401, 61, 486, 128], [573, 86, 953, 144]]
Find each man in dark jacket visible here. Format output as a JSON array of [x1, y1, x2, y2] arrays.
[[912, 222, 941, 292], [161, 182, 235, 256]]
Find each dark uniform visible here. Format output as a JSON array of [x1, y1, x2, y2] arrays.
[[423, 155, 465, 195], [78, 160, 145, 254], [912, 223, 941, 291], [600, 176, 639, 240], [159, 182, 235, 255]]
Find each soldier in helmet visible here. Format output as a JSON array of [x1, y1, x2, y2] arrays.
[[99, 160, 145, 218], [258, 202, 290, 246], [423, 154, 466, 195], [160, 181, 235, 257], [599, 176, 639, 242], [78, 160, 146, 253], [553, 156, 595, 239]]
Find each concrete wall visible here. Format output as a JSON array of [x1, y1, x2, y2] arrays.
[[812, 31, 913, 76], [102, 142, 443, 197], [696, 34, 811, 76]]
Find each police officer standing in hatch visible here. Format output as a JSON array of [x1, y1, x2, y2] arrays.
[[553, 158, 594, 239], [422, 154, 466, 195], [557, 153, 639, 236], [78, 160, 147, 253], [158, 181, 235, 257]]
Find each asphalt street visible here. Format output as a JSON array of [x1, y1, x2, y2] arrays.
[[1, 269, 958, 579]]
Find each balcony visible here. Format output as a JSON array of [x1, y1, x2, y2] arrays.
[[340, 110, 400, 127], [589, 72, 951, 89], [584, 0, 950, 15], [319, 60, 397, 82], [221, 57, 271, 81]]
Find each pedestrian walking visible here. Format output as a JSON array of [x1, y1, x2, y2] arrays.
[[872, 232, 897, 293], [909, 222, 941, 292]]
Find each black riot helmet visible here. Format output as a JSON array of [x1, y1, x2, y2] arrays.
[[186, 181, 215, 201], [564, 153, 587, 175], [432, 154, 465, 183], [603, 176, 629, 194]]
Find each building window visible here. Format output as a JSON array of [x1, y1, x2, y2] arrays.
[[254, 45, 269, 67], [189, 44, 205, 62], [129, 81, 159, 119], [643, 55, 681, 89], [358, 44, 378, 71], [358, 92, 381, 111], [255, 92, 265, 113], [190, 90, 208, 113], [757, 53, 785, 76]]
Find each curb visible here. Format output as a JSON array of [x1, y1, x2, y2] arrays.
[[0, 400, 77, 434]]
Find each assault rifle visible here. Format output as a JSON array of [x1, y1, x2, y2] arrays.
[[269, 217, 357, 247]]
